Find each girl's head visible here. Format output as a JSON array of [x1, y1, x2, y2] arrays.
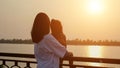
[[31, 12, 50, 43], [51, 19, 63, 35]]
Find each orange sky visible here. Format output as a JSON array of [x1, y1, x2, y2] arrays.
[[0, 0, 120, 41]]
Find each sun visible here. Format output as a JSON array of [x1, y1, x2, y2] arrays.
[[86, 0, 103, 14]]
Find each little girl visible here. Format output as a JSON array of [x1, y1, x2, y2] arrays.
[[51, 19, 73, 68], [51, 19, 66, 48]]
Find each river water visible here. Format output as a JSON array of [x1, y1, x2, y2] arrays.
[[0, 43, 120, 68]]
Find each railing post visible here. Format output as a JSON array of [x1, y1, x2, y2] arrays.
[[1, 60, 9, 68], [69, 57, 74, 68], [59, 58, 63, 68], [10, 61, 21, 68], [24, 62, 31, 68]]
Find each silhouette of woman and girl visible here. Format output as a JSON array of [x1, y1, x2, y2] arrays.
[[31, 12, 73, 68]]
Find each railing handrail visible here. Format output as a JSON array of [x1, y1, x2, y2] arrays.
[[0, 52, 35, 58], [64, 57, 120, 64], [0, 52, 120, 64]]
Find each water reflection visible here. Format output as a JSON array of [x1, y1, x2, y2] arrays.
[[88, 45, 103, 66], [88, 45, 102, 57]]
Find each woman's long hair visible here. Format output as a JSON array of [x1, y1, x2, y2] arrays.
[[31, 12, 50, 43]]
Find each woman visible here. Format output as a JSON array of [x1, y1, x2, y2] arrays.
[[31, 12, 72, 68]]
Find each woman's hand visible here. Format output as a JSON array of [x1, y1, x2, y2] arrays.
[[68, 52, 73, 57], [64, 51, 73, 58]]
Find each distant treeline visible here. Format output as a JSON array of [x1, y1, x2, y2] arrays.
[[0, 38, 120, 45], [0, 39, 32, 44], [67, 39, 120, 45]]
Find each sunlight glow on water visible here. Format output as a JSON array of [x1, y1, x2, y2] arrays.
[[88, 46, 103, 66], [88, 46, 102, 57]]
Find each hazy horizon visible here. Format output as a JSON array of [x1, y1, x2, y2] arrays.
[[0, 0, 120, 41]]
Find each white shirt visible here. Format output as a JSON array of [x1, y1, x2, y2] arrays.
[[34, 34, 66, 68]]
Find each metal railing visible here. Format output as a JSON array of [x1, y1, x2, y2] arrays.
[[0, 52, 120, 68]]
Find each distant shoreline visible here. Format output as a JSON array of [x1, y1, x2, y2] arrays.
[[0, 42, 120, 46], [0, 39, 120, 46]]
